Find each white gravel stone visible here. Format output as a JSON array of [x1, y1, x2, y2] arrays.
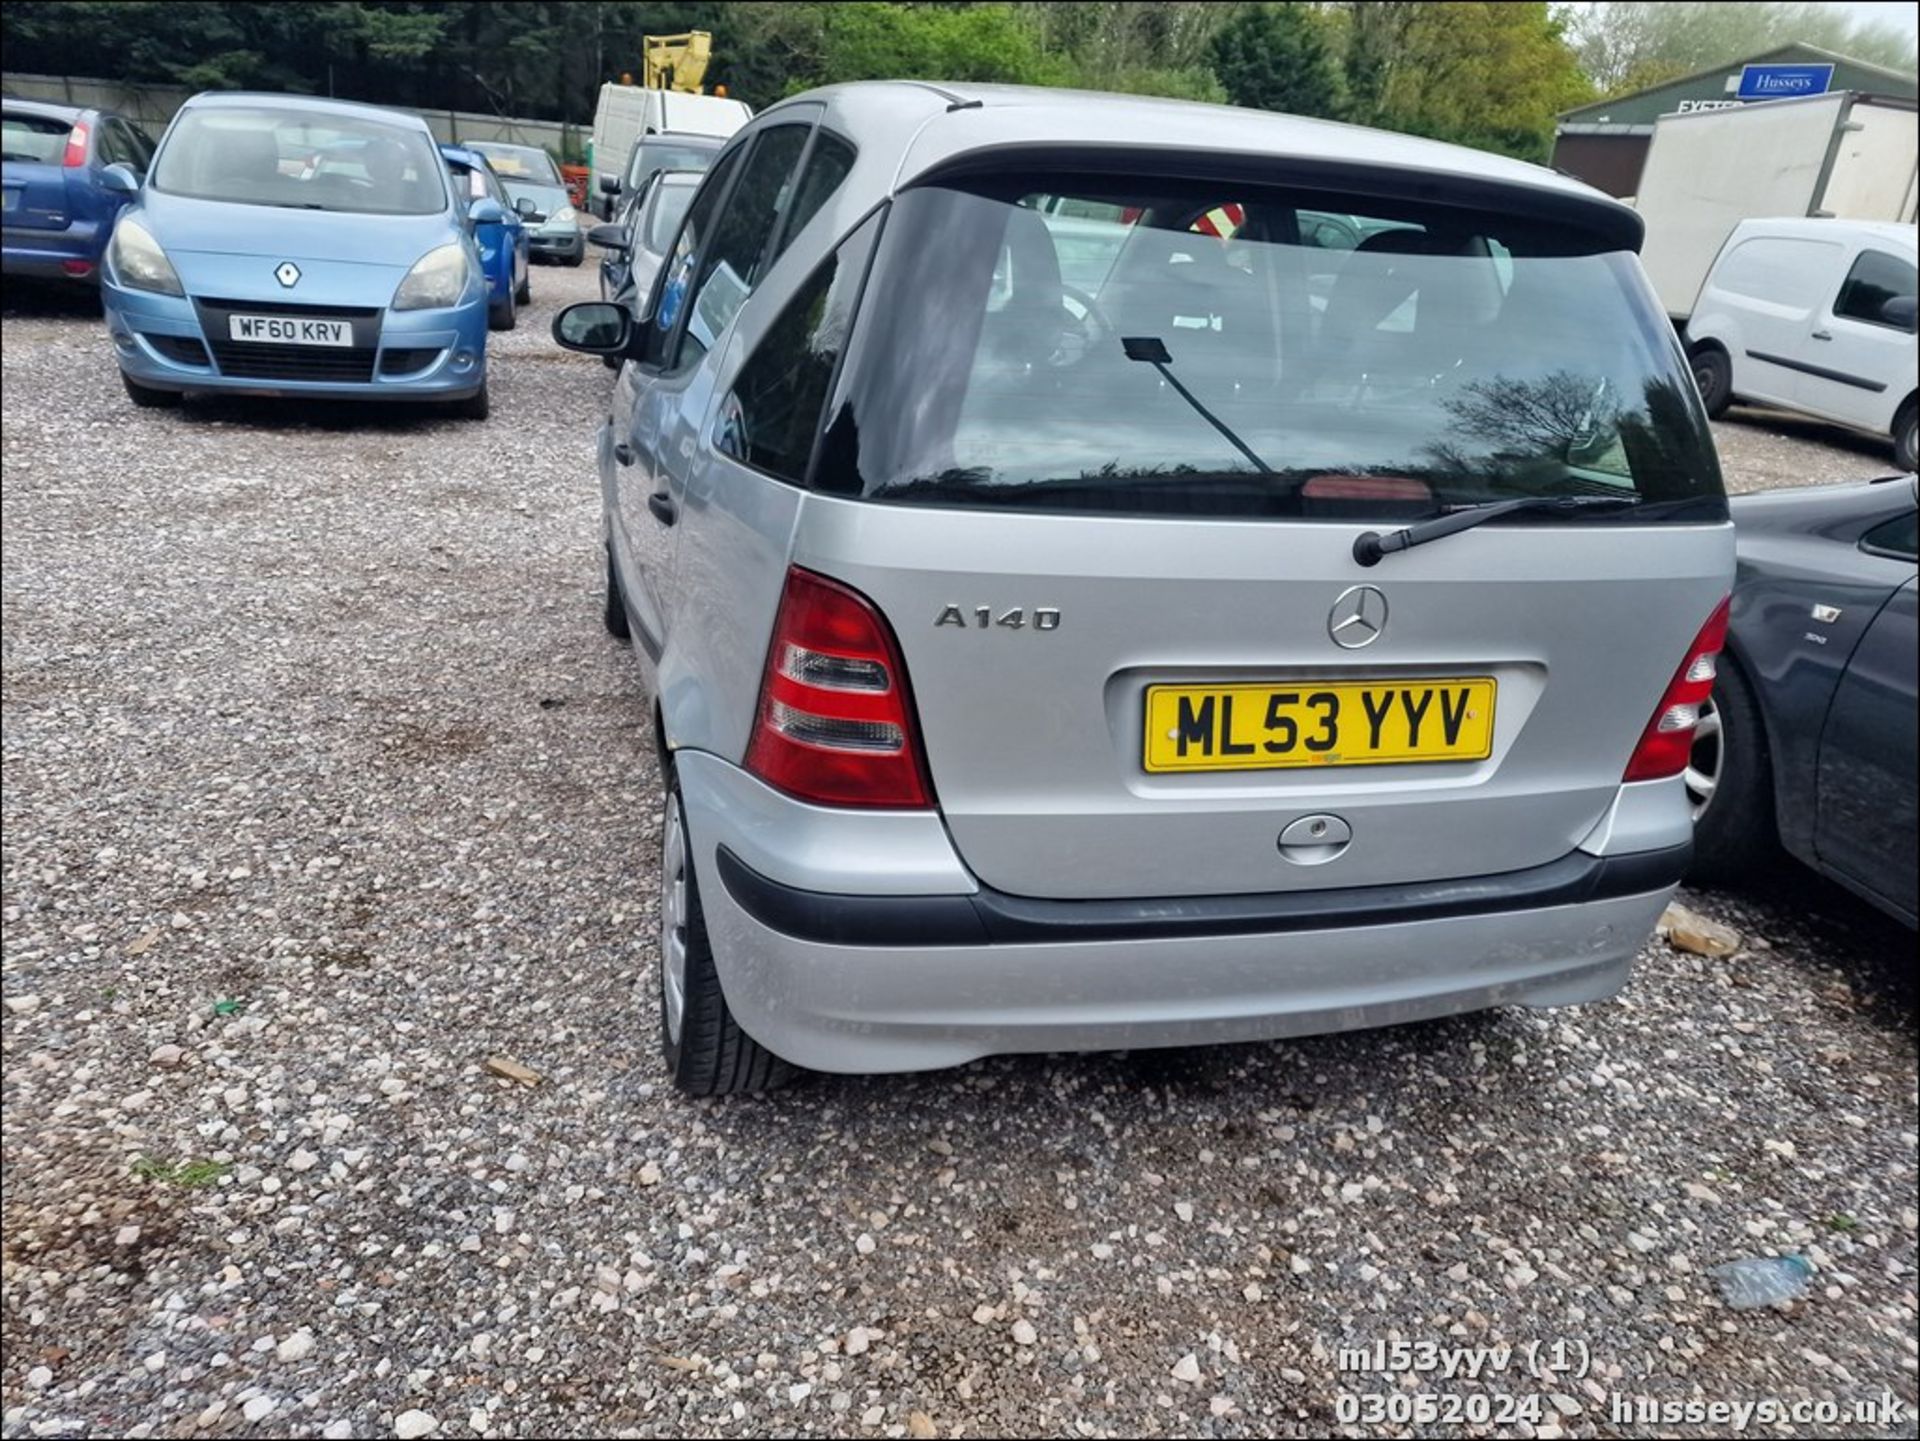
[[394, 1409, 439, 1439]]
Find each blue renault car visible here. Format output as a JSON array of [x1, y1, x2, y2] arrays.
[[441, 143, 530, 330], [101, 93, 494, 418]]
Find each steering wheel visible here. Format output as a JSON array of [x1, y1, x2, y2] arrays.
[[1053, 283, 1116, 366]]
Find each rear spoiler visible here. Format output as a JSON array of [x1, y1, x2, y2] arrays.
[[911, 143, 1646, 253]]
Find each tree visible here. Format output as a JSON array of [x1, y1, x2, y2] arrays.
[[1569, 2, 1918, 97], [1209, 3, 1345, 117], [1337, 1, 1593, 160]]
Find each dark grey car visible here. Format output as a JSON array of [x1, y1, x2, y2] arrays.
[[1690, 474, 1918, 926]]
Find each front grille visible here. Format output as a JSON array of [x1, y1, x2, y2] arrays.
[[194, 297, 382, 318], [148, 335, 210, 367], [380, 347, 440, 376], [207, 341, 378, 382]]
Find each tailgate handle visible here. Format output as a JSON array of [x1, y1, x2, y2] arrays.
[[646, 491, 677, 526], [1810, 329, 1833, 342]]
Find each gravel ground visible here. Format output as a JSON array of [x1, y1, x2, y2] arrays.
[[3, 264, 1915, 1441]]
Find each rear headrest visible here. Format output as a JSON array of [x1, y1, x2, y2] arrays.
[[1000, 205, 1062, 310]]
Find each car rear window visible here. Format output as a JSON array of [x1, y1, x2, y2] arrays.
[[814, 174, 1725, 522], [151, 106, 446, 215], [2, 111, 72, 163]]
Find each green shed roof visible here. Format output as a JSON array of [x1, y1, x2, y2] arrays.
[[1560, 43, 1917, 130]]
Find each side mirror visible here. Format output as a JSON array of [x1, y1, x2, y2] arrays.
[[552, 300, 631, 356], [101, 163, 140, 196], [588, 223, 630, 252], [513, 195, 539, 220], [468, 197, 506, 226], [598, 173, 620, 195], [1880, 294, 1917, 333]]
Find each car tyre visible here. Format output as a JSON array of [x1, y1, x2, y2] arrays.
[[1690, 345, 1733, 419], [1895, 399, 1917, 473], [603, 540, 631, 641], [515, 272, 531, 306], [565, 250, 585, 269], [1686, 658, 1778, 885], [488, 287, 516, 332], [451, 383, 490, 421], [121, 372, 180, 409], [657, 772, 799, 1096]]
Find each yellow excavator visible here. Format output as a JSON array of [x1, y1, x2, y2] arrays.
[[641, 32, 714, 94]]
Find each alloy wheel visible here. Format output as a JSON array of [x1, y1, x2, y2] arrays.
[[1683, 694, 1722, 820], [659, 798, 689, 1045]]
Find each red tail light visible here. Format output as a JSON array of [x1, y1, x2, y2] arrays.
[[1623, 597, 1731, 782], [62, 122, 90, 169], [744, 567, 933, 809]]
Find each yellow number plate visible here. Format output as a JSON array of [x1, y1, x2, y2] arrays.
[[1143, 679, 1497, 773]]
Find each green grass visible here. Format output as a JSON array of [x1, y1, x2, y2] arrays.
[[132, 1156, 231, 1188], [1823, 1213, 1860, 1233]]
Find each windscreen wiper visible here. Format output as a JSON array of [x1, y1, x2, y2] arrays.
[[1122, 336, 1276, 476], [1352, 493, 1641, 566]]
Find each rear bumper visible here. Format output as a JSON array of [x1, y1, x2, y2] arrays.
[[676, 752, 1684, 1075], [2, 219, 107, 279]]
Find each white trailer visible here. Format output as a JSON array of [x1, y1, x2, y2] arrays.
[[1633, 91, 1919, 320]]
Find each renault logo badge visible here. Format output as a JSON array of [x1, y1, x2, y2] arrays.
[[275, 261, 301, 288], [1329, 585, 1388, 649]]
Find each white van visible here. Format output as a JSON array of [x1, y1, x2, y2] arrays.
[[589, 85, 750, 216], [1686, 218, 1918, 470]]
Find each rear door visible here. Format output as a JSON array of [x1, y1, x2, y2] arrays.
[[785, 170, 1732, 900], [1816, 508, 1918, 921], [610, 117, 815, 656], [1799, 244, 1918, 431], [2, 107, 78, 231]]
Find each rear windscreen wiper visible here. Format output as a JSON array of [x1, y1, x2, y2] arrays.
[[1353, 493, 1641, 566]]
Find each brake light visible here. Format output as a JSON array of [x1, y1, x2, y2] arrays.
[[62, 122, 89, 168], [744, 568, 933, 809], [1623, 597, 1731, 782]]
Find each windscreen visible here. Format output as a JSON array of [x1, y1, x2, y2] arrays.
[[471, 143, 563, 186], [2, 111, 71, 163], [645, 182, 697, 253], [626, 140, 718, 190], [817, 176, 1725, 521], [151, 106, 446, 215]]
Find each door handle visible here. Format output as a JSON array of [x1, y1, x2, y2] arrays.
[[647, 491, 677, 526], [1811, 330, 1833, 341], [613, 441, 636, 466]]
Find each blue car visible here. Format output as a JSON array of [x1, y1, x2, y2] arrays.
[[100, 93, 495, 418], [2, 98, 157, 284], [441, 143, 530, 330]]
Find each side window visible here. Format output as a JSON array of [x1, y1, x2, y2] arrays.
[[714, 213, 881, 485], [766, 132, 856, 270], [679, 124, 810, 364], [644, 144, 745, 369], [1861, 509, 1918, 562], [1835, 249, 1918, 330], [128, 123, 157, 170], [96, 119, 134, 169]]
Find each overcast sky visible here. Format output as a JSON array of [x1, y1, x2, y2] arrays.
[[1832, 0, 1919, 42]]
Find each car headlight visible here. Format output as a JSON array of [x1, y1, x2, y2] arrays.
[[392, 243, 473, 311], [550, 205, 579, 229], [107, 217, 183, 297]]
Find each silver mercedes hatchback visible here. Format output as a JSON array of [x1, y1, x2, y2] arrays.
[[553, 82, 1735, 1095]]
